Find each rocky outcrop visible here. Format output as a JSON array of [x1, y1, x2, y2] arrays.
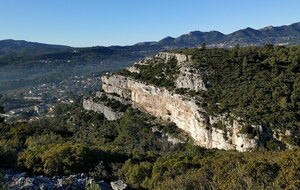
[[155, 52, 192, 65], [127, 52, 207, 92], [4, 171, 114, 190], [125, 56, 154, 74], [101, 73, 258, 151], [175, 66, 207, 91], [126, 66, 140, 74], [101, 75, 131, 99], [83, 52, 277, 151], [83, 98, 123, 120], [110, 180, 128, 190], [96, 92, 131, 105]]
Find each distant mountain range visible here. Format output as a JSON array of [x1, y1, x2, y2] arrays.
[[0, 39, 72, 57], [151, 21, 300, 48], [0, 21, 300, 93], [1, 21, 300, 63]]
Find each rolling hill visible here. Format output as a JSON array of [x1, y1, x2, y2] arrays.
[[1, 21, 300, 63]]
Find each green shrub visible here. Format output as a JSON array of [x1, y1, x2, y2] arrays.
[[41, 143, 94, 175]]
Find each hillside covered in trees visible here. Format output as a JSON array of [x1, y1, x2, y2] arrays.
[[118, 45, 300, 147], [1, 45, 300, 189], [178, 45, 300, 146], [0, 100, 299, 189]]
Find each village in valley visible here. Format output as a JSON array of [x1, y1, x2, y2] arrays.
[[1, 74, 101, 122]]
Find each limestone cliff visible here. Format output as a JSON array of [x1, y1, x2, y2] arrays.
[[85, 52, 289, 151], [155, 52, 192, 64], [175, 66, 207, 91], [83, 97, 123, 120], [101, 72, 257, 151]]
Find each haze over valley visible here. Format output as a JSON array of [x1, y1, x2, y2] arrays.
[[1, 1, 300, 189]]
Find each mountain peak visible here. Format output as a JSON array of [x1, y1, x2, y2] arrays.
[[188, 31, 203, 35], [151, 21, 300, 48], [2, 21, 300, 54], [244, 27, 256, 31], [161, 36, 175, 40], [158, 36, 176, 44], [260, 26, 274, 30]]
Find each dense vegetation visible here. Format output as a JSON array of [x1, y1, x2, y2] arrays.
[[0, 99, 300, 189], [1, 45, 300, 189], [117, 57, 179, 89], [119, 45, 300, 145], [181, 45, 300, 146]]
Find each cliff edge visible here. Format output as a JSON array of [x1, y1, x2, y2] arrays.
[[84, 48, 299, 151]]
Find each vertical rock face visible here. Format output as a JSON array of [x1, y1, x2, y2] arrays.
[[175, 66, 207, 91], [86, 51, 296, 151], [83, 98, 123, 120], [101, 75, 131, 99], [155, 52, 192, 65], [126, 52, 207, 92], [80, 52, 269, 151], [101, 73, 258, 151]]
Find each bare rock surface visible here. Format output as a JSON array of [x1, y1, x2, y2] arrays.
[[4, 171, 117, 190], [83, 98, 123, 120]]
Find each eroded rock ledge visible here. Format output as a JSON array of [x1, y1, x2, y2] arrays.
[[101, 73, 257, 151], [83, 97, 123, 121], [85, 52, 278, 152]]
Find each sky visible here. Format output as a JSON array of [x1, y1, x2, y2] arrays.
[[0, 0, 300, 47]]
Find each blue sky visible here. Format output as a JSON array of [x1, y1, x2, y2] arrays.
[[0, 0, 299, 47]]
